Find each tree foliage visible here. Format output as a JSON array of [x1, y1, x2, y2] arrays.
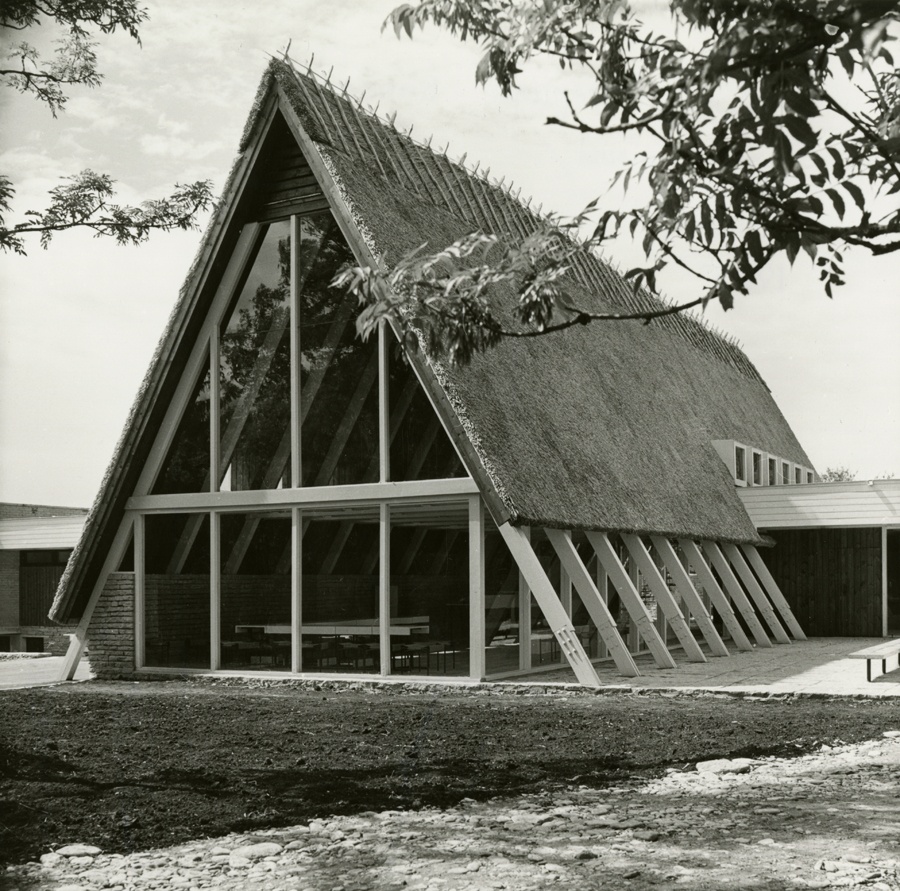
[[341, 0, 900, 364], [0, 1, 212, 254], [821, 465, 856, 481]]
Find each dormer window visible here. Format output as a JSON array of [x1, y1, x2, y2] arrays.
[[752, 451, 762, 486], [807, 470, 814, 483], [782, 461, 791, 484], [768, 457, 777, 486], [735, 446, 747, 484]]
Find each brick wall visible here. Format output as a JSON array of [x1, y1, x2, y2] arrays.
[[0, 550, 19, 627], [86, 573, 135, 677], [15, 623, 76, 655]]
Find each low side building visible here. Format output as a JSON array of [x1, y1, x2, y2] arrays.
[[740, 481, 900, 637], [0, 503, 87, 654]]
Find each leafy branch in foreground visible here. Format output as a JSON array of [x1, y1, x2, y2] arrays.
[[1, 1, 213, 254], [339, 0, 900, 365], [0, 171, 214, 255]]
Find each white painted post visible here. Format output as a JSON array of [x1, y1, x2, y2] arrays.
[[379, 503, 390, 676], [621, 534, 706, 662], [545, 529, 638, 677], [378, 321, 389, 483], [518, 526, 532, 672], [469, 495, 486, 681], [651, 536, 730, 657], [292, 507, 302, 673], [678, 539, 753, 651], [587, 532, 676, 669], [740, 544, 807, 640], [721, 543, 791, 643], [210, 511, 220, 670], [290, 214, 302, 489], [883, 528, 889, 639], [133, 513, 145, 670], [499, 524, 601, 688], [559, 565, 572, 663], [701, 541, 772, 647]]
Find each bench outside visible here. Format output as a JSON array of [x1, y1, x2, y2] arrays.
[[848, 639, 900, 682]]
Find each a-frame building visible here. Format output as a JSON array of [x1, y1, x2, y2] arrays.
[[50, 59, 812, 686]]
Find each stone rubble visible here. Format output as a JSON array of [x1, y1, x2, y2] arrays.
[[5, 733, 900, 891]]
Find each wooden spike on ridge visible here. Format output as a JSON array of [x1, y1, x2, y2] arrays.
[[325, 66, 334, 86], [306, 53, 315, 75]]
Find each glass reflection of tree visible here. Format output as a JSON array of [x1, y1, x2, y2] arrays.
[[299, 214, 379, 487], [219, 227, 292, 491]]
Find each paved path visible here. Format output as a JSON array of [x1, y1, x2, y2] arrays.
[[9, 732, 900, 890], [0, 655, 93, 689], [528, 637, 900, 697]]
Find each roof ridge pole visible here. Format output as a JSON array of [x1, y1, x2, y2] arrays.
[[651, 535, 730, 656], [305, 69, 353, 155], [409, 137, 458, 212], [700, 540, 773, 647], [498, 523, 602, 687], [443, 153, 482, 226], [380, 117, 425, 194], [586, 531, 677, 669], [678, 539, 754, 650], [291, 70, 336, 144], [621, 533, 707, 662], [739, 544, 807, 639], [545, 528, 640, 677], [467, 166, 507, 235], [490, 181, 522, 240], [394, 129, 440, 202], [432, 146, 473, 221], [361, 104, 412, 187], [720, 543, 793, 643], [345, 89, 390, 179], [331, 81, 369, 165]]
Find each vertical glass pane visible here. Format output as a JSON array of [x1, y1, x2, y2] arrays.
[[389, 503, 469, 677], [219, 221, 292, 491], [152, 354, 210, 494], [484, 525, 521, 675], [144, 513, 210, 668], [300, 215, 379, 486], [220, 511, 291, 671], [388, 339, 466, 481], [302, 510, 380, 673]]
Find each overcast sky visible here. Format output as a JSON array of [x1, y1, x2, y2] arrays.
[[1, 0, 898, 508]]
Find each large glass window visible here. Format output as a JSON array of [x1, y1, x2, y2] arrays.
[[299, 215, 379, 486], [389, 503, 469, 677], [388, 339, 466, 481], [219, 221, 292, 491], [220, 511, 292, 670], [301, 509, 380, 673], [144, 513, 210, 668], [152, 354, 210, 494]]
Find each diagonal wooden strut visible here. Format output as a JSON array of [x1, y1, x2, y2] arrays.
[[678, 539, 754, 651], [650, 536, 729, 657], [621, 534, 706, 663], [740, 544, 807, 640], [499, 524, 601, 688], [720, 543, 791, 643], [587, 532, 676, 669], [544, 529, 639, 677], [700, 541, 772, 648]]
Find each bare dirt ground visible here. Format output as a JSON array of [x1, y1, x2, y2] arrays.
[[2, 679, 899, 890]]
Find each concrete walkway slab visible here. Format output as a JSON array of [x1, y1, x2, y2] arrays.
[[524, 637, 900, 697], [0, 656, 93, 689]]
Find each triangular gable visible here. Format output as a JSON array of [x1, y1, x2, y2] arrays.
[[52, 69, 486, 623]]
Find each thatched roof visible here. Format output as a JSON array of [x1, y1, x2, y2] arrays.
[[51, 58, 812, 622]]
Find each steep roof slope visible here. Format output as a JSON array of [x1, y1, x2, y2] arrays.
[[51, 58, 812, 622]]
